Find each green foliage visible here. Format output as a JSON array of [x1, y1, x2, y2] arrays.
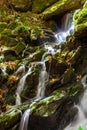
[[0, 10, 48, 47], [78, 125, 84, 130], [0, 56, 4, 63]]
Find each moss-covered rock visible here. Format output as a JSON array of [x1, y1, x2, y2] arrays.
[[41, 0, 85, 20], [46, 54, 68, 78], [0, 10, 55, 47], [61, 67, 75, 84], [0, 81, 83, 130], [28, 82, 83, 130], [74, 2, 87, 37], [32, 0, 58, 13], [21, 64, 41, 101]]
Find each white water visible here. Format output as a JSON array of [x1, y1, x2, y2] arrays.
[[36, 62, 49, 99], [1, 66, 6, 75], [55, 23, 74, 44], [16, 66, 33, 105], [19, 99, 38, 130], [64, 75, 87, 130], [55, 13, 74, 45], [19, 59, 49, 130], [0, 55, 6, 75], [18, 13, 74, 130], [15, 64, 25, 75]]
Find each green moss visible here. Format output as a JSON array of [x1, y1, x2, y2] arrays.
[[42, 0, 66, 19], [6, 85, 17, 105], [42, 0, 82, 19], [32, 0, 58, 13], [74, 5, 87, 36], [11, 42, 26, 55], [6, 95, 15, 105], [30, 82, 82, 117], [0, 22, 7, 31], [76, 21, 87, 32], [74, 7, 87, 24], [65, 83, 83, 97], [0, 110, 20, 129]]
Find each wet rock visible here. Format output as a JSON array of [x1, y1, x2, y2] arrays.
[[61, 67, 75, 84], [2, 42, 26, 61], [47, 20, 58, 32], [46, 56, 68, 77], [21, 68, 39, 101], [0, 67, 8, 86], [66, 46, 82, 67], [0, 77, 83, 130], [24, 48, 45, 62], [72, 47, 87, 73], [29, 83, 83, 130], [3, 50, 19, 61]]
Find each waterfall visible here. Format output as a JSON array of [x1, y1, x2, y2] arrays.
[[36, 61, 49, 99], [18, 13, 74, 130], [19, 100, 37, 130], [15, 64, 25, 75], [1, 66, 6, 75], [55, 13, 74, 45], [64, 75, 87, 130], [16, 66, 33, 105], [0, 55, 6, 75], [61, 13, 71, 31], [19, 59, 49, 130]]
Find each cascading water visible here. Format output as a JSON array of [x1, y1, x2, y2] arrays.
[[36, 62, 49, 99], [19, 58, 49, 130], [19, 99, 37, 130], [18, 12, 74, 130], [0, 55, 6, 75], [64, 75, 87, 130], [55, 13, 74, 45], [16, 66, 33, 105], [15, 64, 25, 75]]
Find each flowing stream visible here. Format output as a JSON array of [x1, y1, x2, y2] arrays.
[[16, 66, 33, 105], [64, 75, 87, 130], [19, 60, 49, 130], [17, 13, 75, 130], [55, 13, 74, 44]]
